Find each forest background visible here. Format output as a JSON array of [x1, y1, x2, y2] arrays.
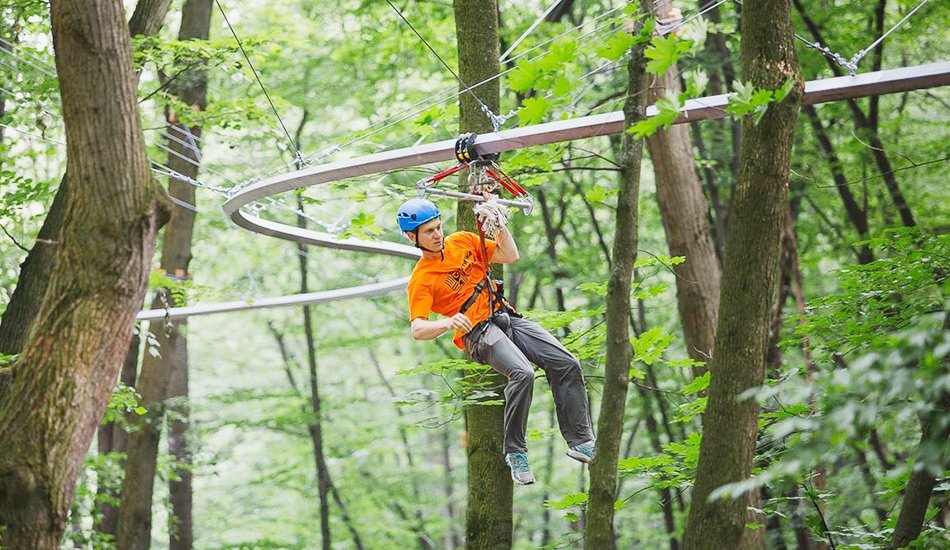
[[0, 0, 947, 548]]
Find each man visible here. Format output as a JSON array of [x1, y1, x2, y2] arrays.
[[398, 197, 595, 485]]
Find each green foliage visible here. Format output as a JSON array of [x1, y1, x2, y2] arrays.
[[545, 491, 587, 510], [102, 382, 148, 425], [148, 269, 195, 308], [619, 431, 702, 489], [725, 78, 795, 124], [797, 229, 948, 354], [595, 30, 637, 62], [517, 95, 553, 126], [628, 92, 683, 138], [644, 34, 693, 75], [132, 34, 249, 79], [341, 211, 385, 240], [626, 64, 709, 138], [0, 171, 51, 219]]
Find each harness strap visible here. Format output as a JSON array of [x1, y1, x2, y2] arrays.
[[457, 279, 485, 315]]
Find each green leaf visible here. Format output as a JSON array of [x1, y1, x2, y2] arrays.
[[343, 212, 385, 239], [518, 95, 552, 125], [628, 92, 683, 138], [726, 79, 796, 124], [508, 61, 543, 93], [545, 492, 588, 510], [631, 326, 674, 365], [584, 186, 607, 204], [538, 39, 578, 71], [682, 371, 711, 395], [644, 34, 693, 75], [596, 30, 636, 61]]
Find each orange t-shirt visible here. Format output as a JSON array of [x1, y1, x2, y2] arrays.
[[407, 232, 498, 349]]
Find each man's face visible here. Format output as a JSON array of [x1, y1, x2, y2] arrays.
[[412, 218, 444, 250]]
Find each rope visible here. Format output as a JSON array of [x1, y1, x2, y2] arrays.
[[213, 0, 301, 161]]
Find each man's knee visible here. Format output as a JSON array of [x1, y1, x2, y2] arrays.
[[559, 355, 583, 379], [510, 367, 535, 385]]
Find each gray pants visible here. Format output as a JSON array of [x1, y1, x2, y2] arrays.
[[463, 316, 594, 455]]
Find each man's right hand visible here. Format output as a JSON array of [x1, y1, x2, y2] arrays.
[[445, 313, 473, 333]]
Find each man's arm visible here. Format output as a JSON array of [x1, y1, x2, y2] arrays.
[[411, 314, 474, 340], [491, 226, 519, 264]]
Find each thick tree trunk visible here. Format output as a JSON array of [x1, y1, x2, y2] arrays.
[[117, 3, 209, 546], [453, 1, 513, 548], [646, 0, 721, 373], [0, 0, 169, 546], [0, 0, 171, 357], [681, 1, 803, 548], [584, 7, 648, 547]]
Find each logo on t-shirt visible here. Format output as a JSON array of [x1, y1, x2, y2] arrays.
[[442, 250, 477, 293]]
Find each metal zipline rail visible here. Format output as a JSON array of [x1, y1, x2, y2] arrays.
[[138, 62, 950, 321]]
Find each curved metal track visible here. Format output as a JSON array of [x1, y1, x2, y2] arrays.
[[138, 62, 950, 321]]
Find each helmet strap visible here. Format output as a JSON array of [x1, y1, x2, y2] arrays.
[[412, 229, 444, 261]]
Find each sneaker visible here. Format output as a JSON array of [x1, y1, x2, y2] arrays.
[[504, 452, 536, 485], [566, 440, 596, 464]]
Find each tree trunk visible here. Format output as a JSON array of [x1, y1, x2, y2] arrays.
[[453, 1, 513, 548], [166, 5, 211, 548], [128, 0, 173, 37], [0, 0, 169, 545], [681, 1, 803, 548], [0, 0, 171, 357], [296, 198, 334, 549], [890, 391, 950, 548], [646, 0, 721, 375], [584, 6, 648, 547], [94, 332, 140, 538], [636, 382, 680, 549], [116, 3, 209, 546], [697, 0, 739, 247]]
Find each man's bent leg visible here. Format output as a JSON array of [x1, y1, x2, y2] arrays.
[[464, 323, 536, 454], [508, 317, 595, 448]]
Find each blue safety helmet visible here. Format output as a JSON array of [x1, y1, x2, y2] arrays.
[[397, 198, 441, 232]]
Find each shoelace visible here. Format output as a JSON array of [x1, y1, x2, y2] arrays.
[[574, 443, 594, 457], [509, 453, 530, 473]]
